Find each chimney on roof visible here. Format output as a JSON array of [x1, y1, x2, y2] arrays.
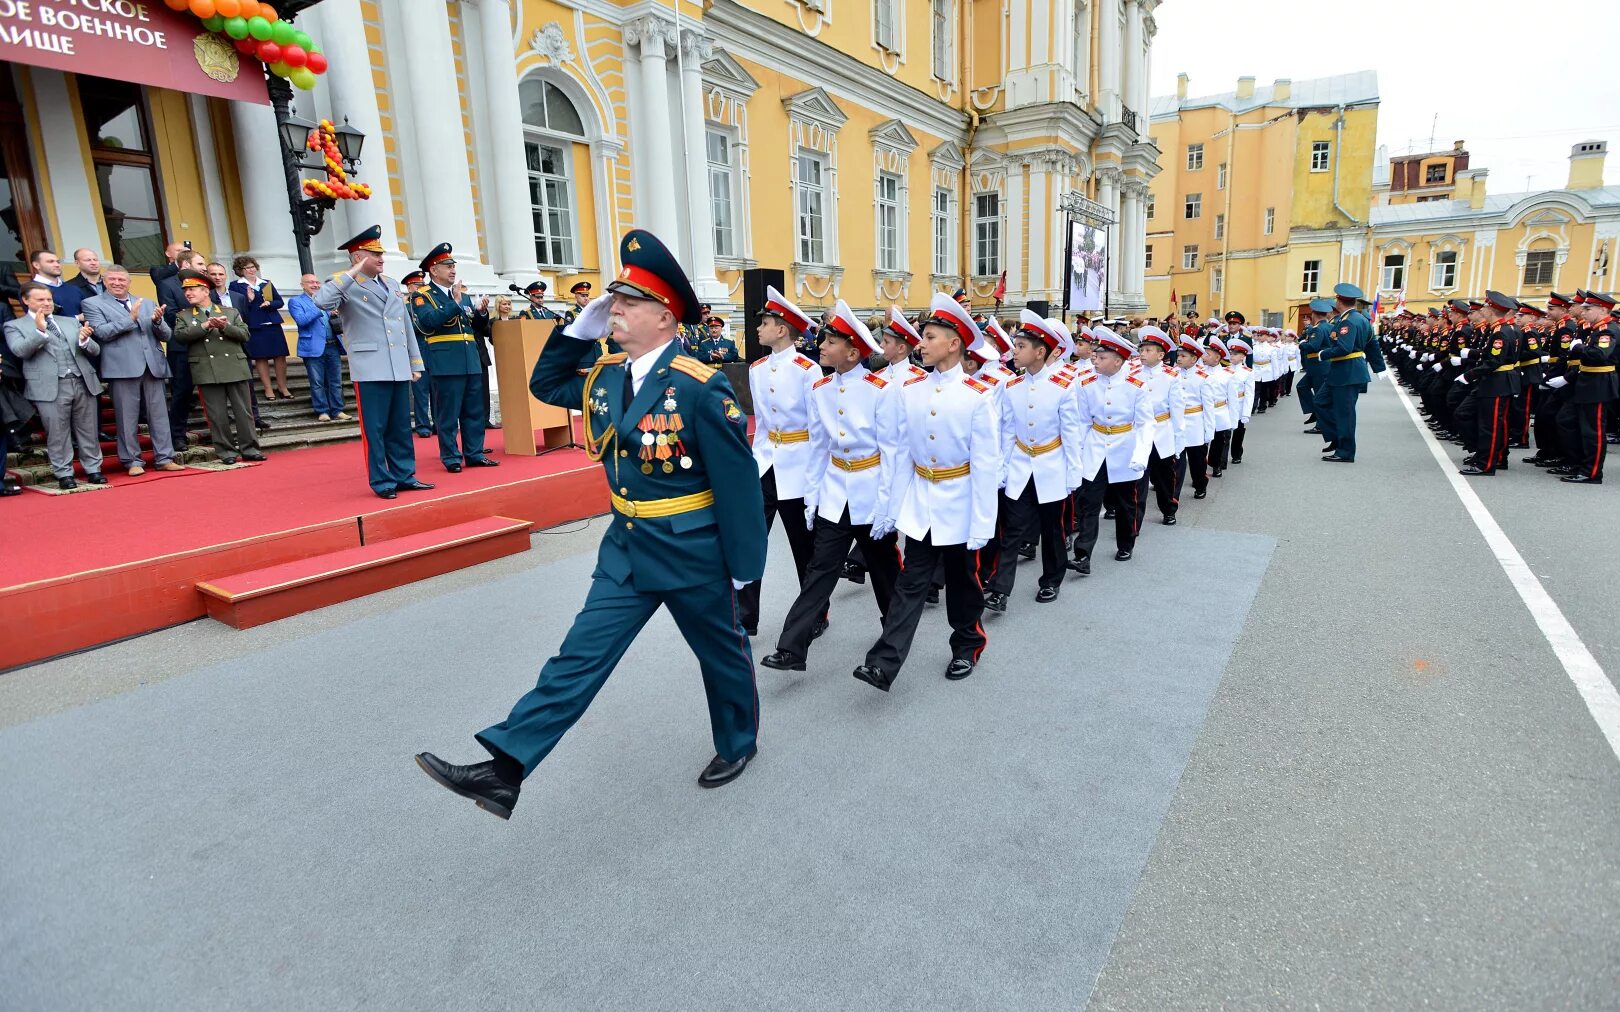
[[1177, 73, 1189, 100], [1453, 140, 1465, 152], [1457, 168, 1488, 209], [1272, 78, 1291, 102], [1236, 76, 1255, 100], [1568, 139, 1607, 191]]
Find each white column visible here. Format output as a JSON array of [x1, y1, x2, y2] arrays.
[[185, 95, 234, 261], [1120, 183, 1144, 304], [1097, 0, 1121, 122], [29, 71, 103, 252], [628, 17, 679, 242], [474, 0, 538, 283], [398, 1, 491, 284], [1123, 0, 1143, 121], [1005, 168, 1024, 296], [1097, 167, 1121, 303], [678, 29, 724, 302], [228, 98, 300, 282], [1028, 163, 1048, 297]]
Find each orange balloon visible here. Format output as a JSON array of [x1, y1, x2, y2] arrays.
[[190, 0, 217, 18], [237, 0, 259, 16], [259, 3, 278, 22], [214, 0, 240, 15], [164, 0, 190, 11]]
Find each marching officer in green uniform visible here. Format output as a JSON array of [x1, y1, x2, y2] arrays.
[[415, 229, 768, 819], [1320, 282, 1374, 463], [408, 243, 497, 473], [1297, 297, 1335, 436]]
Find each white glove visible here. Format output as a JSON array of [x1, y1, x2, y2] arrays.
[[1461, 347, 1472, 359], [966, 537, 988, 552], [1541, 355, 1550, 363], [1432, 362, 1443, 372], [562, 293, 614, 341], [804, 503, 818, 531], [1570, 339, 1584, 351], [869, 516, 895, 540], [1129, 458, 1149, 474], [1450, 356, 1461, 366], [731, 578, 749, 590], [1455, 374, 1469, 385], [1547, 375, 1569, 390]]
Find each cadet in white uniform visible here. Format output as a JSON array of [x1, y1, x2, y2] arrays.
[[1228, 336, 1257, 463], [1133, 325, 1187, 526], [1070, 327, 1155, 572], [854, 293, 1001, 691], [1173, 335, 1217, 501], [1204, 335, 1237, 476]]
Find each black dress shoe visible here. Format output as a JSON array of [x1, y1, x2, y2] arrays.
[[414, 428, 432, 438], [982, 591, 1008, 613], [256, 421, 272, 432], [376, 489, 398, 499], [1103, 508, 1116, 519], [1303, 427, 1323, 435], [1232, 457, 1243, 464], [1322, 455, 1354, 463], [1069, 554, 1091, 576], [1561, 474, 1603, 484], [219, 456, 239, 465], [445, 462, 463, 473], [465, 456, 500, 467], [1017, 543, 1037, 560], [241, 450, 267, 462], [1210, 468, 1223, 477], [944, 658, 974, 680], [760, 651, 806, 671], [85, 472, 109, 485], [1458, 466, 1493, 476], [1162, 514, 1177, 526], [744, 627, 757, 638], [1524, 456, 1550, 465], [414, 752, 520, 820], [841, 561, 866, 584], [1034, 586, 1059, 603], [925, 587, 940, 604], [852, 664, 894, 692], [0, 482, 20, 497], [1547, 467, 1575, 476], [1193, 489, 1207, 499], [1115, 549, 1133, 561], [698, 749, 757, 788], [811, 618, 830, 640], [398, 480, 437, 491], [56, 477, 77, 490]]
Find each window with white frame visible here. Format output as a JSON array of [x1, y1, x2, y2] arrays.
[[1217, 162, 1227, 190], [932, 0, 952, 79], [876, 171, 902, 271], [1214, 213, 1225, 239], [706, 129, 737, 259], [1310, 141, 1330, 172], [973, 191, 1001, 276], [1186, 143, 1204, 170], [519, 78, 584, 267], [1381, 252, 1406, 291], [1212, 266, 1223, 294], [1184, 192, 1201, 219], [1301, 259, 1321, 294], [932, 187, 952, 275], [1144, 244, 1154, 271], [1523, 249, 1555, 286], [796, 151, 830, 265], [1146, 194, 1155, 219], [1430, 249, 1458, 290], [1179, 294, 1197, 316], [1263, 207, 1275, 234], [1071, 4, 1088, 99], [1183, 244, 1199, 270], [874, 0, 899, 52]]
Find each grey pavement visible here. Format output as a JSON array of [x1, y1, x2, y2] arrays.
[[3, 378, 1617, 1010]]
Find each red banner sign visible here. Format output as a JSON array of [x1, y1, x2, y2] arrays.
[[0, 0, 268, 104]]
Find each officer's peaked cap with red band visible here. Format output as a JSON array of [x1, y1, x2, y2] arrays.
[[606, 229, 701, 325], [418, 242, 455, 272]]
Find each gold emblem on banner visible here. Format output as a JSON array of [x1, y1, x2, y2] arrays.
[[193, 33, 241, 84]]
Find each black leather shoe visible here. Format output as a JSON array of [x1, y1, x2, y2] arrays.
[[982, 591, 1008, 613], [852, 664, 894, 692], [56, 477, 77, 490], [219, 456, 239, 465], [760, 650, 806, 671], [698, 749, 756, 788], [1162, 514, 1177, 526], [1233, 457, 1243, 464], [1017, 543, 1036, 560], [1103, 508, 1116, 519], [1458, 466, 1494, 476], [925, 587, 939, 604], [241, 450, 267, 462], [1034, 586, 1059, 603], [944, 658, 974, 680], [1547, 467, 1575, 476], [398, 480, 437, 492], [1322, 455, 1354, 463], [1210, 468, 1224, 477], [1069, 554, 1091, 576], [414, 428, 432, 438], [1193, 489, 1207, 499], [465, 456, 500, 467], [1561, 474, 1603, 484], [414, 753, 520, 820], [811, 618, 830, 640], [445, 462, 463, 473], [0, 482, 20, 497], [841, 561, 866, 584], [744, 627, 758, 638], [376, 489, 398, 499], [85, 472, 108, 485], [1115, 549, 1133, 561], [1524, 456, 1551, 465]]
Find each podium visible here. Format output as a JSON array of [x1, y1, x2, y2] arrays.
[[490, 319, 575, 455]]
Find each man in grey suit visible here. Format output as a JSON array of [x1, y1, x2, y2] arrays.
[[82, 265, 182, 476], [4, 283, 107, 489], [314, 225, 433, 500]]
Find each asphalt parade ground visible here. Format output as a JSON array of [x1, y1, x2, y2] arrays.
[[3, 380, 1617, 1010]]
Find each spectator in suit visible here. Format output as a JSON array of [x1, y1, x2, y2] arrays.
[[157, 250, 208, 447], [209, 261, 268, 433], [287, 273, 349, 422], [4, 283, 105, 489], [28, 249, 82, 319], [0, 287, 30, 496], [81, 265, 182, 476], [172, 269, 264, 464], [229, 255, 291, 402], [64, 248, 106, 304], [151, 241, 189, 289]]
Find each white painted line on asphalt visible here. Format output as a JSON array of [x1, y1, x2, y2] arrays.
[[1392, 381, 1620, 766]]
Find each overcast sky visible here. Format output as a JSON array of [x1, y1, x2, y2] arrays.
[[1149, 0, 1620, 196]]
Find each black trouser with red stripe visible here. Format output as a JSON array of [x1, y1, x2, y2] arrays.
[[988, 483, 1067, 595], [738, 469, 817, 633], [863, 533, 986, 677], [1571, 400, 1608, 480], [1509, 387, 1534, 446], [774, 507, 900, 663], [1209, 429, 1232, 471], [977, 503, 1007, 587], [1231, 421, 1247, 462], [1475, 394, 1512, 471], [1144, 445, 1179, 519], [1179, 443, 1208, 496], [1073, 461, 1142, 560]]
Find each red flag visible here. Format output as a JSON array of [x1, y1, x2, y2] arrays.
[[1169, 287, 1177, 314], [992, 271, 1007, 303]]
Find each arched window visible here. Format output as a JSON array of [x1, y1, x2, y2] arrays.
[[519, 79, 584, 268]]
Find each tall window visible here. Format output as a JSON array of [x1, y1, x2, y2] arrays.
[[1381, 252, 1406, 291], [973, 192, 1001, 276], [1310, 140, 1331, 172], [1431, 249, 1458, 289], [1301, 259, 1321, 294], [1186, 143, 1204, 171], [875, 171, 901, 271], [520, 78, 584, 267], [1523, 249, 1555, 286], [932, 187, 952, 275], [1144, 244, 1154, 271], [932, 0, 952, 79], [1263, 207, 1275, 235], [1179, 294, 1197, 316], [1217, 162, 1228, 190], [1182, 244, 1199, 270], [707, 130, 736, 259], [1146, 195, 1155, 220], [796, 151, 829, 264], [874, 0, 899, 51], [1214, 213, 1225, 240], [1212, 266, 1223, 294], [78, 76, 167, 270], [1184, 193, 1201, 219]]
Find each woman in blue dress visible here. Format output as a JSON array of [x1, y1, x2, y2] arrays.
[[229, 255, 291, 401]]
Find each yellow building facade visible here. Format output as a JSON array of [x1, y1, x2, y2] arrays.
[[4, 0, 1163, 332]]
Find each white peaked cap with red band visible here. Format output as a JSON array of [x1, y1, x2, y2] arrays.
[[759, 284, 812, 334], [886, 305, 921, 347], [1207, 335, 1229, 357], [1091, 326, 1136, 359], [1017, 308, 1059, 351], [1229, 336, 1252, 353], [1178, 333, 1204, 355], [1047, 316, 1074, 359], [983, 318, 1013, 359], [1137, 324, 1173, 351], [924, 291, 984, 356], [826, 299, 881, 358]]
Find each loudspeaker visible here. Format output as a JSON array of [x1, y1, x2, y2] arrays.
[[741, 267, 785, 362], [1026, 299, 1050, 319]]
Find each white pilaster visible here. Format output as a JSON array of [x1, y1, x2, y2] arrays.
[[228, 98, 300, 283], [1119, 183, 1142, 304], [627, 17, 679, 243], [186, 94, 233, 261], [1006, 166, 1025, 297], [1122, 0, 1143, 120], [678, 29, 724, 302], [1097, 166, 1121, 307], [1028, 165, 1048, 296], [1097, 0, 1121, 122], [474, 0, 538, 283]]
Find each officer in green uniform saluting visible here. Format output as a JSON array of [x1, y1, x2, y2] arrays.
[[415, 229, 768, 819], [408, 243, 497, 473], [1320, 282, 1374, 463]]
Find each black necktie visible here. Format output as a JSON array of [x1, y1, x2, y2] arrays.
[[622, 366, 634, 405]]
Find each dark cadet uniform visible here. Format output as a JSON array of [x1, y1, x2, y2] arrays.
[[1562, 290, 1618, 483], [1318, 283, 1374, 462], [400, 270, 434, 437], [408, 243, 494, 471], [1458, 291, 1523, 476], [415, 229, 767, 819]]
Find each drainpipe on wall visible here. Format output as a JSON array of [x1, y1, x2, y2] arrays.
[[1221, 108, 1234, 311], [1331, 105, 1360, 226], [959, 0, 975, 293]]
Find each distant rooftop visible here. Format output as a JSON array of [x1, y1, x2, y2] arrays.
[[1370, 186, 1620, 226], [1150, 70, 1379, 120]]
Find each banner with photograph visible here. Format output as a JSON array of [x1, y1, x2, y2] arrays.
[[1064, 220, 1107, 313]]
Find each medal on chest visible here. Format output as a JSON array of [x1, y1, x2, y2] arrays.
[[637, 389, 691, 473]]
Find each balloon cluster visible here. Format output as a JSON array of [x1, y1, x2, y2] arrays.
[[301, 120, 372, 202], [167, 0, 330, 90]]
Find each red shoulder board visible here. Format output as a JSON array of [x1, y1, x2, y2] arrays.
[[1049, 373, 1074, 389], [908, 365, 926, 377], [1080, 374, 1098, 386], [963, 377, 989, 393], [812, 374, 834, 389], [1007, 375, 1025, 387], [1125, 374, 1144, 387], [1195, 368, 1208, 377], [904, 374, 929, 386], [1165, 366, 1180, 376], [750, 357, 769, 369], [981, 374, 1001, 385], [794, 355, 815, 370], [863, 372, 888, 389]]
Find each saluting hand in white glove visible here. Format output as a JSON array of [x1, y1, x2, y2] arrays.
[[563, 293, 614, 341]]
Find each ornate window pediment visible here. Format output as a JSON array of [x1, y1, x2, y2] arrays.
[[928, 139, 965, 171], [702, 50, 759, 100], [782, 87, 848, 131], [869, 119, 918, 155]]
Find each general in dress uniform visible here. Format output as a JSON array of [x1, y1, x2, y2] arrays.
[[1319, 282, 1374, 463], [1069, 327, 1155, 571], [170, 269, 264, 464], [416, 229, 768, 818], [408, 243, 497, 472], [314, 226, 432, 499]]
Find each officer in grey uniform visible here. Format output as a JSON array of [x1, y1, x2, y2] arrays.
[[314, 225, 435, 499]]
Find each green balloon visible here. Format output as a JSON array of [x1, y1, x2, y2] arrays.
[[290, 67, 317, 91], [202, 14, 225, 31], [223, 16, 248, 39], [246, 16, 272, 41], [271, 21, 296, 46], [291, 30, 312, 49]]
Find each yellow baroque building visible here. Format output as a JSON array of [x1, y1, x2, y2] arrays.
[[4, 0, 1163, 329]]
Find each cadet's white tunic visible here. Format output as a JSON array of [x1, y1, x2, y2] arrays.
[[885, 363, 1001, 546], [1176, 366, 1218, 450], [748, 344, 821, 498], [802, 364, 901, 526], [1134, 362, 1187, 458], [1073, 368, 1155, 482], [1000, 365, 1083, 503]]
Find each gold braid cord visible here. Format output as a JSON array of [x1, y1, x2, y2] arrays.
[[581, 357, 617, 462]]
